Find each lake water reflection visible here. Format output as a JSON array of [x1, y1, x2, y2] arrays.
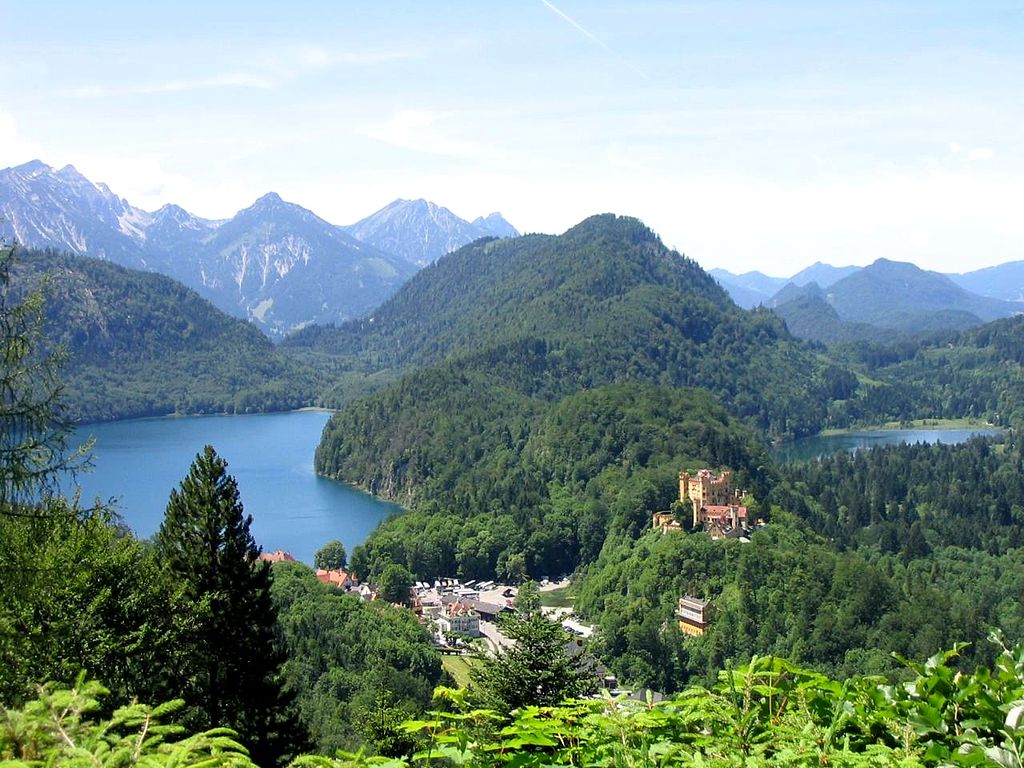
[[70, 411, 401, 564]]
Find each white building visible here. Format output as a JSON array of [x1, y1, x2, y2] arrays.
[[437, 601, 481, 637]]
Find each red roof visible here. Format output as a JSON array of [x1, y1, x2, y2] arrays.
[[703, 505, 748, 521], [316, 568, 350, 586]]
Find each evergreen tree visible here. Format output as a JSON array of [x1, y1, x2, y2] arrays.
[[514, 580, 541, 614], [154, 445, 304, 766], [471, 611, 597, 713]]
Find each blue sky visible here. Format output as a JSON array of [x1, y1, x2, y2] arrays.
[[1, 1, 1021, 275]]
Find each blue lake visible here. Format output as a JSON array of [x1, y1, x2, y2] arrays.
[[69, 411, 401, 564], [772, 427, 1003, 464]]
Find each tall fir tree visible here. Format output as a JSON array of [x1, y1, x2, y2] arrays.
[[154, 445, 304, 766], [471, 610, 597, 713]]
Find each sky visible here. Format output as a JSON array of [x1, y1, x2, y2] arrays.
[[1, 1, 1022, 276]]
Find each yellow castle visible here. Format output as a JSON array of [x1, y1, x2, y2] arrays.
[[653, 468, 749, 535]]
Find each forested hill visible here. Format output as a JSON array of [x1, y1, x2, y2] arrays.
[[829, 313, 1024, 428], [295, 214, 852, 438], [336, 382, 774, 582], [290, 214, 729, 370], [11, 248, 315, 420], [311, 214, 859, 582]]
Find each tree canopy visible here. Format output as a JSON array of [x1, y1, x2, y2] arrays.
[[314, 539, 347, 571]]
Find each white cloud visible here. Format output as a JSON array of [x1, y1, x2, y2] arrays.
[[57, 44, 417, 100], [67, 153, 256, 219], [362, 110, 501, 161], [948, 143, 995, 162], [0, 112, 41, 166], [58, 73, 276, 99]]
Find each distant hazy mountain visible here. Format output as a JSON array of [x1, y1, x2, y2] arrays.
[[471, 212, 519, 239], [344, 198, 519, 267], [0, 160, 417, 336], [950, 261, 1024, 304], [711, 262, 859, 308], [827, 259, 1015, 326], [0, 160, 153, 269], [709, 269, 786, 308], [193, 192, 414, 335], [768, 281, 818, 308], [769, 259, 1018, 342], [788, 261, 859, 288]]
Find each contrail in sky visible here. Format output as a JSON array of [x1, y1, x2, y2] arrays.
[[539, 0, 648, 79]]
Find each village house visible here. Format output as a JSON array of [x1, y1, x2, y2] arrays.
[[437, 601, 481, 638], [316, 568, 353, 589]]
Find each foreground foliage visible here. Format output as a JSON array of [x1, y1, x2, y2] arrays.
[[12, 637, 1024, 767], [0, 676, 256, 766], [303, 637, 1024, 767]]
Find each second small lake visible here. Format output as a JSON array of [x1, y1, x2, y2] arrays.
[[772, 426, 1003, 464]]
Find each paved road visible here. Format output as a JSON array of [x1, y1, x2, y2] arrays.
[[478, 619, 513, 657]]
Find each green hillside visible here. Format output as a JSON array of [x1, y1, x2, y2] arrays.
[[12, 248, 315, 421], [770, 285, 888, 344], [832, 314, 1024, 428], [299, 214, 852, 437], [339, 381, 773, 582]]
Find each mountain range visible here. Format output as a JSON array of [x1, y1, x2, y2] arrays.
[[766, 259, 1019, 343], [710, 262, 860, 308], [713, 260, 1024, 311], [0, 160, 517, 336], [713, 258, 1021, 343], [5, 157, 1018, 347]]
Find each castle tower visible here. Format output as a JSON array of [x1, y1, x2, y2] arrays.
[[680, 469, 737, 528]]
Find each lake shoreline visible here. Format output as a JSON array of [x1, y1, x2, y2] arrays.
[[816, 418, 1001, 437], [75, 405, 338, 429], [772, 424, 1004, 464]]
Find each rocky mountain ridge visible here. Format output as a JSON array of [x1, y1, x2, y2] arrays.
[[344, 198, 518, 268], [0, 160, 517, 336]]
